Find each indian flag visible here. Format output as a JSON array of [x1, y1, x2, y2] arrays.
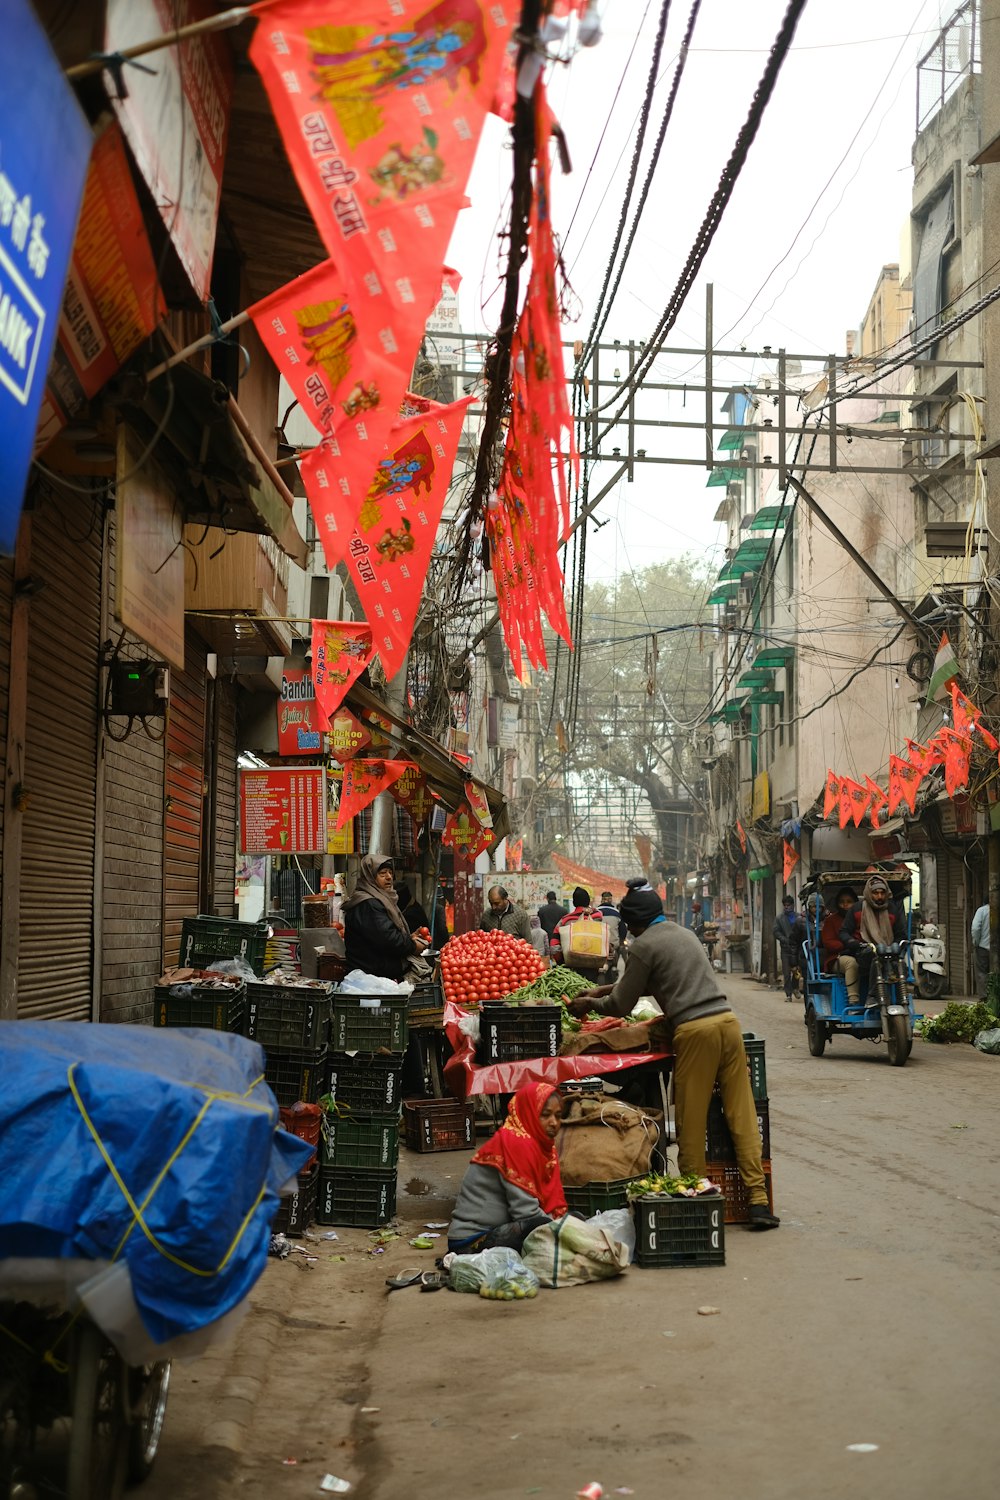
[[925, 631, 959, 705]]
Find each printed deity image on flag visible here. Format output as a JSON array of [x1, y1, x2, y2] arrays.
[[311, 620, 375, 724], [250, 0, 513, 291]]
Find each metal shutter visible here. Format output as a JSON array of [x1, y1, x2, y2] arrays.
[[938, 852, 969, 996], [17, 493, 102, 1019], [211, 674, 238, 917], [162, 630, 207, 966]]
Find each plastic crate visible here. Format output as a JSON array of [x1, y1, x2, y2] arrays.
[[324, 1054, 403, 1115], [179, 916, 268, 972], [704, 1160, 775, 1224], [316, 1167, 397, 1227], [711, 1032, 768, 1104], [403, 1098, 476, 1153], [563, 1178, 645, 1216], [245, 981, 332, 1050], [272, 1164, 319, 1238], [705, 1096, 771, 1162], [279, 1103, 323, 1167], [154, 981, 245, 1032], [409, 980, 444, 1028], [330, 992, 408, 1054], [634, 1192, 725, 1267], [480, 1004, 562, 1063], [320, 1115, 399, 1170], [263, 1047, 327, 1107]]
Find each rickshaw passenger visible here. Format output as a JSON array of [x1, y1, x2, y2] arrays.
[[822, 887, 861, 1004], [839, 876, 899, 990]]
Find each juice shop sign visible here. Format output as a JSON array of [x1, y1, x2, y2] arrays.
[[277, 667, 322, 754]]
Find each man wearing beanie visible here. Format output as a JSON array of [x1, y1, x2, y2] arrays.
[[568, 882, 779, 1230]]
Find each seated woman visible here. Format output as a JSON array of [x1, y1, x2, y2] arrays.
[[820, 886, 860, 1003], [448, 1083, 566, 1254], [342, 853, 428, 981]]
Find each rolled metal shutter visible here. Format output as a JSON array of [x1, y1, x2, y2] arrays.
[[937, 852, 969, 996], [211, 675, 238, 917], [162, 630, 207, 966], [17, 493, 102, 1019]]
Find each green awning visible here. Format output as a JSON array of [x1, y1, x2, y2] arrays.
[[717, 537, 772, 580], [722, 697, 748, 722], [706, 464, 745, 488], [707, 581, 740, 606], [752, 646, 795, 670], [717, 428, 744, 451], [707, 710, 726, 724], [739, 669, 774, 690], [748, 505, 789, 532], [748, 690, 784, 706]]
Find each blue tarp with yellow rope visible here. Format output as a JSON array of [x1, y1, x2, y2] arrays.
[[0, 1023, 312, 1345]]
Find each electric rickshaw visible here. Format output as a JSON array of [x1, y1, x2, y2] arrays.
[[799, 869, 918, 1067]]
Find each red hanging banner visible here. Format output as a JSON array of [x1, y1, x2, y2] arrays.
[[782, 840, 799, 885], [335, 757, 410, 828], [887, 756, 923, 816], [311, 621, 375, 724], [388, 761, 432, 825], [506, 837, 523, 871], [327, 706, 373, 761], [249, 0, 514, 296], [464, 779, 493, 829], [735, 820, 747, 854], [823, 769, 841, 821], [442, 800, 494, 860], [345, 394, 473, 673]]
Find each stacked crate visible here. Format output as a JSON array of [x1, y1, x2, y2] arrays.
[[178, 915, 269, 973], [317, 992, 409, 1227], [246, 976, 332, 1109], [705, 1031, 774, 1223], [154, 971, 246, 1032]]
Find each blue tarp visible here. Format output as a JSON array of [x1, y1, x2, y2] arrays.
[[0, 1023, 312, 1345]]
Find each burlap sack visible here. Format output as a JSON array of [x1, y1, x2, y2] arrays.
[[557, 1096, 662, 1185]]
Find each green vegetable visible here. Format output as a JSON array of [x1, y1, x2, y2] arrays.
[[916, 1001, 994, 1043], [627, 1171, 719, 1200], [505, 966, 594, 1004]]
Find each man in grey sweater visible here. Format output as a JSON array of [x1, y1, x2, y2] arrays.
[[569, 885, 779, 1229]]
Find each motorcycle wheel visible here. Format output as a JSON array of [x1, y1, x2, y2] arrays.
[[886, 1012, 912, 1067], [127, 1362, 171, 1483], [806, 1007, 827, 1057], [66, 1324, 127, 1500], [916, 969, 946, 1000]]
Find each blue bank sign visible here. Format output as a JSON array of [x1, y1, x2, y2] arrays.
[[0, 0, 92, 554]]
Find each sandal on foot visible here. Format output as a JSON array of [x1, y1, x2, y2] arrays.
[[385, 1269, 424, 1290]]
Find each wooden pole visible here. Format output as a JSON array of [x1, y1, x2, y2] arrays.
[[65, 6, 257, 80]]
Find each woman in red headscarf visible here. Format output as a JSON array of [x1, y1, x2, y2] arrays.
[[447, 1083, 566, 1253]]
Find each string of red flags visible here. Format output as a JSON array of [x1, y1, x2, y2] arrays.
[[310, 620, 375, 723], [335, 757, 410, 828]]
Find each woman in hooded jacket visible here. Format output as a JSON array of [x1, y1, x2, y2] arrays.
[[343, 853, 428, 981]]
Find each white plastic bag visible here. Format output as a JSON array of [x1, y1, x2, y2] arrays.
[[588, 1208, 636, 1262], [521, 1214, 630, 1287], [338, 969, 413, 996], [448, 1246, 540, 1299]]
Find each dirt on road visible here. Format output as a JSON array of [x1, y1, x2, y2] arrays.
[[143, 976, 1000, 1500]]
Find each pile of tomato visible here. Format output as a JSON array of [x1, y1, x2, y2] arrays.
[[440, 929, 547, 1005]]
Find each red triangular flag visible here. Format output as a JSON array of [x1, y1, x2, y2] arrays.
[[335, 757, 409, 828], [442, 801, 493, 860], [311, 621, 374, 725], [823, 769, 841, 820], [782, 840, 799, 885], [735, 820, 747, 854], [464, 780, 493, 829], [346, 394, 474, 674], [887, 756, 923, 815], [865, 776, 889, 831], [941, 733, 972, 796], [839, 776, 871, 829]]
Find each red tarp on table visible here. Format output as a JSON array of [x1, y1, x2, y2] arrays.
[[442, 1000, 670, 1099]]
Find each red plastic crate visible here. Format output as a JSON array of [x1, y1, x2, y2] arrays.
[[704, 1160, 774, 1224], [279, 1102, 323, 1167]]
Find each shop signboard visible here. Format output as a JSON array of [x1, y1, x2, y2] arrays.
[[34, 121, 164, 454], [326, 767, 356, 855], [0, 0, 92, 553], [116, 429, 186, 668], [327, 707, 372, 763], [277, 665, 323, 756], [240, 767, 326, 854], [104, 0, 232, 300]]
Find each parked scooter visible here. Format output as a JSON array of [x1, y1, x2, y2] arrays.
[[910, 919, 947, 1000]]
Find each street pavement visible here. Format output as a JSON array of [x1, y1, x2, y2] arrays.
[[142, 975, 1000, 1500]]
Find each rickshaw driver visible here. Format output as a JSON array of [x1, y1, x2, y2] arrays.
[[839, 875, 900, 994]]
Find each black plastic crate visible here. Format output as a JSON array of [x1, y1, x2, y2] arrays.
[[179, 916, 268, 972], [705, 1096, 771, 1162], [635, 1193, 726, 1268], [316, 1166, 397, 1227], [263, 1047, 327, 1107], [245, 981, 332, 1050], [564, 1178, 645, 1217], [154, 982, 245, 1032], [403, 1098, 476, 1152], [480, 1004, 562, 1063], [320, 1115, 399, 1170], [272, 1164, 318, 1238], [711, 1032, 767, 1104], [324, 1054, 403, 1115], [409, 980, 444, 1028], [330, 992, 408, 1054]]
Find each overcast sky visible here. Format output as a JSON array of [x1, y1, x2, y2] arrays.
[[447, 0, 956, 590]]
